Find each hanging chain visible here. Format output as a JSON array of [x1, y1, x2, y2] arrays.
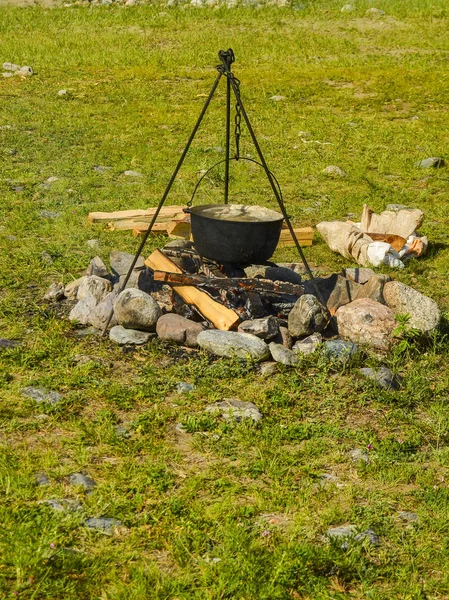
[[233, 75, 242, 161], [217, 49, 242, 161]]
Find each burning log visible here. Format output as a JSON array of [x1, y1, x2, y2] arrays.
[[152, 271, 304, 297], [145, 249, 240, 331]]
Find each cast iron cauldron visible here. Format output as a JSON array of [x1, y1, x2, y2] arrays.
[[184, 204, 284, 265]]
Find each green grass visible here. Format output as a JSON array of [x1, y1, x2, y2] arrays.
[[2, 1, 449, 597]]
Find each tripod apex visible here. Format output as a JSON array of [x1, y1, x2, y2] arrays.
[[218, 49, 235, 70]]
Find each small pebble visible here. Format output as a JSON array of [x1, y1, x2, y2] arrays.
[[41, 251, 53, 264], [35, 472, 50, 486], [269, 95, 286, 102], [349, 448, 370, 464], [176, 382, 196, 394], [123, 170, 143, 177], [84, 517, 122, 535], [57, 89, 67, 96], [21, 387, 64, 405], [39, 210, 61, 219], [0, 338, 21, 349], [68, 472, 97, 492]]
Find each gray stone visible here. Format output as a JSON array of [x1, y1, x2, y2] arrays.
[[323, 165, 347, 177], [259, 362, 278, 376], [77, 276, 112, 303], [16, 65, 33, 76], [21, 387, 64, 405], [197, 330, 270, 362], [383, 281, 441, 334], [83, 517, 121, 535], [93, 166, 111, 173], [322, 340, 358, 361], [344, 267, 376, 285], [35, 473, 50, 486], [416, 157, 445, 169], [205, 399, 262, 422], [272, 326, 293, 349], [2, 72, 13, 78], [354, 274, 390, 304], [69, 294, 98, 325], [123, 170, 143, 177], [0, 338, 21, 349], [41, 250, 53, 265], [340, 3, 354, 12], [86, 256, 110, 279], [87, 239, 101, 250], [269, 342, 299, 366], [69, 473, 97, 492], [359, 367, 402, 390], [335, 298, 396, 351], [326, 525, 379, 548], [44, 283, 65, 301], [2, 62, 21, 72], [269, 95, 286, 101], [293, 332, 322, 355], [163, 239, 195, 250], [320, 473, 344, 488], [39, 210, 61, 219], [176, 382, 196, 394], [57, 89, 67, 96], [89, 291, 118, 330], [238, 316, 279, 340], [109, 251, 145, 277], [43, 499, 82, 512], [64, 277, 84, 300], [349, 448, 370, 464], [109, 325, 152, 345], [156, 313, 204, 347], [288, 294, 328, 338], [365, 7, 385, 16], [397, 511, 420, 523], [354, 529, 380, 545], [304, 274, 361, 314], [114, 288, 162, 331]]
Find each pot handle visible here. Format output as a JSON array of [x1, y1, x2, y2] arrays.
[[187, 156, 286, 213]]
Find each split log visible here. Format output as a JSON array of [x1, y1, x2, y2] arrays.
[[88, 206, 186, 224], [145, 250, 240, 331], [153, 271, 304, 297], [276, 227, 314, 247]]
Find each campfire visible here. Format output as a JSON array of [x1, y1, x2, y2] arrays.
[[46, 49, 441, 373]]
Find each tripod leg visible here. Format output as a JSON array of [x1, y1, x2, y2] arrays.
[[227, 77, 327, 308], [101, 71, 224, 335], [224, 75, 231, 204]]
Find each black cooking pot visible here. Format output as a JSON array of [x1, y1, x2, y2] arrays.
[[185, 204, 284, 265]]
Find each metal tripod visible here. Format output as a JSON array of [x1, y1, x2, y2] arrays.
[[103, 48, 322, 334]]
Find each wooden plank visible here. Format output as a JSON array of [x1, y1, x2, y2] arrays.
[[145, 250, 240, 331], [166, 217, 191, 240], [88, 205, 186, 223], [154, 271, 304, 296], [277, 227, 314, 247]]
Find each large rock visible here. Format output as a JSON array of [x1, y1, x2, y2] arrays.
[[64, 277, 84, 300], [354, 275, 390, 304], [304, 274, 361, 314], [156, 314, 204, 347], [197, 330, 270, 362], [109, 251, 145, 277], [69, 294, 98, 325], [359, 367, 403, 390], [109, 325, 152, 345], [344, 267, 376, 285], [86, 256, 110, 279], [89, 291, 118, 330], [77, 276, 112, 303], [114, 288, 162, 332], [269, 342, 298, 366], [238, 316, 279, 340], [288, 294, 328, 338], [293, 332, 322, 355], [335, 298, 396, 351], [383, 281, 441, 334]]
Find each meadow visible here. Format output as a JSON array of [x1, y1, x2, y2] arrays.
[[1, 1, 449, 597]]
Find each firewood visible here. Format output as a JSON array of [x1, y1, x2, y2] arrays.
[[276, 227, 314, 247], [145, 250, 240, 331], [153, 271, 304, 297], [88, 206, 186, 223]]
